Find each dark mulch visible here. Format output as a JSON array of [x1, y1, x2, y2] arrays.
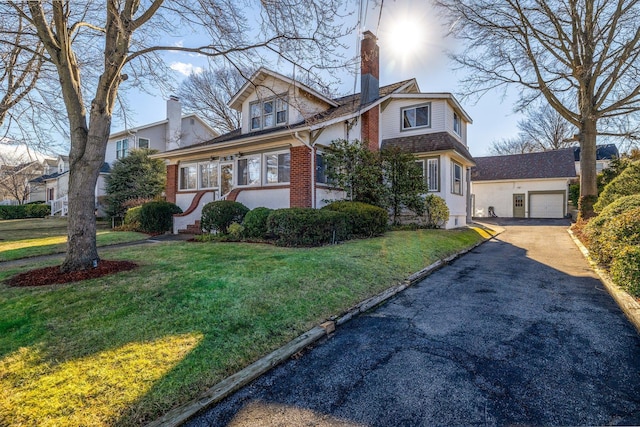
[[5, 260, 138, 287]]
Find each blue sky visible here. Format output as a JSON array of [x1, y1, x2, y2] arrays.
[[121, 0, 524, 157]]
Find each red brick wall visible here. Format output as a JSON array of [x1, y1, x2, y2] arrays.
[[166, 164, 178, 204], [290, 145, 312, 208], [361, 31, 379, 80], [362, 105, 380, 151]]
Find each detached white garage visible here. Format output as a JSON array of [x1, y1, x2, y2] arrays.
[[471, 150, 576, 219]]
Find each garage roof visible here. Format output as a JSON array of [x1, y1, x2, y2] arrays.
[[472, 148, 576, 181]]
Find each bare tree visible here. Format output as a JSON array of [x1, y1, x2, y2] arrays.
[[1, 0, 350, 272], [435, 0, 640, 217], [490, 102, 576, 154], [178, 67, 246, 134], [0, 153, 45, 204]]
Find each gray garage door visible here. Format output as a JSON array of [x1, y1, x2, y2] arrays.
[[530, 193, 565, 218]]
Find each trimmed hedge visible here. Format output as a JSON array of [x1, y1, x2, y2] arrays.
[[589, 207, 640, 266], [0, 203, 49, 219], [322, 201, 388, 237], [201, 200, 250, 235], [267, 208, 348, 247], [242, 207, 273, 239], [584, 194, 640, 247], [610, 245, 640, 298], [593, 160, 640, 213], [139, 201, 182, 234]]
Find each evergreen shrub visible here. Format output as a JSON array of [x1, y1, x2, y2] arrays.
[[139, 201, 182, 234], [267, 208, 347, 247], [201, 200, 249, 234], [242, 207, 273, 239], [322, 201, 387, 237], [610, 245, 640, 298]]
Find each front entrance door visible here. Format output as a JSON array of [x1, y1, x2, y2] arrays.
[[220, 162, 234, 196], [513, 193, 525, 218]]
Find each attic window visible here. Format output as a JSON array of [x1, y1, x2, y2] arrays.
[[250, 95, 288, 130]]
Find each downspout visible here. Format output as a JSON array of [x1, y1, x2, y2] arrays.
[[294, 131, 316, 208]]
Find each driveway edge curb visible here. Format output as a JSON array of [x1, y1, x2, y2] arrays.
[[146, 227, 499, 427], [567, 228, 640, 335]]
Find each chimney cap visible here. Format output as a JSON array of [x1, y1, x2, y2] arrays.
[[362, 30, 377, 40], [169, 95, 180, 101]]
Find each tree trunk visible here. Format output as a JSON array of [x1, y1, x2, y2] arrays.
[[578, 117, 598, 220], [60, 121, 111, 272]]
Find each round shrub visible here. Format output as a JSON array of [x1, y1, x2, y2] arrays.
[[24, 203, 50, 218], [227, 222, 245, 240], [594, 160, 640, 213], [590, 206, 640, 265], [243, 207, 273, 239], [322, 201, 388, 237], [610, 245, 640, 298], [423, 194, 450, 228], [267, 208, 348, 247], [124, 206, 142, 225], [201, 200, 249, 234], [139, 201, 182, 234]]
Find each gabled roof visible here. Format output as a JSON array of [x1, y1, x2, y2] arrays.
[[108, 114, 217, 140], [228, 68, 339, 111], [573, 144, 619, 161], [381, 132, 474, 163], [161, 79, 419, 156], [472, 149, 576, 181]]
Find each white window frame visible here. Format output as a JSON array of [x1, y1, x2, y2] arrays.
[[237, 155, 261, 186], [264, 151, 291, 184], [250, 95, 288, 131], [116, 138, 129, 159], [179, 163, 197, 190], [199, 161, 219, 190], [451, 161, 463, 195], [453, 112, 461, 135], [416, 157, 440, 192], [401, 103, 431, 131], [138, 137, 150, 149]]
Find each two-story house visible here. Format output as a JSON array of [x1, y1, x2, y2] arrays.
[[32, 98, 218, 215], [157, 31, 475, 233]]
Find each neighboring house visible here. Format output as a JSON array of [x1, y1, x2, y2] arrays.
[[30, 97, 218, 216], [471, 148, 576, 219], [573, 144, 620, 175], [0, 160, 52, 204], [157, 31, 475, 233]]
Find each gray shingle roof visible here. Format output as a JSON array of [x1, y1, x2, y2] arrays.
[[471, 149, 576, 181], [381, 132, 474, 162], [573, 144, 619, 161]]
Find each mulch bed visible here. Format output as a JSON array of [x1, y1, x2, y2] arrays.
[[5, 260, 138, 287]]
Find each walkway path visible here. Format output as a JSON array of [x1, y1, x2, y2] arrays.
[[186, 219, 640, 426]]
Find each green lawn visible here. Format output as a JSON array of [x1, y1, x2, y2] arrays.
[[0, 218, 148, 261], [0, 227, 492, 426]]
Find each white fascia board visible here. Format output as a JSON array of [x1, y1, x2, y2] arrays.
[[109, 119, 169, 139]]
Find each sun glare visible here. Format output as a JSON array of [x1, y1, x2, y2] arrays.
[[386, 16, 424, 58]]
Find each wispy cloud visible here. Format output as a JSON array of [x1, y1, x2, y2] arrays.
[[170, 62, 204, 76]]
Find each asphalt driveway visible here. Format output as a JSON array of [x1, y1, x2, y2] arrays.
[[186, 219, 640, 426]]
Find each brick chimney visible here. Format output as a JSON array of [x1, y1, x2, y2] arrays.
[[360, 31, 380, 151]]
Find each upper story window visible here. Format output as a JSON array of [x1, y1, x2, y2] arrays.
[[116, 138, 129, 159], [452, 161, 463, 195], [453, 112, 461, 135], [402, 103, 431, 130], [138, 138, 150, 149], [250, 95, 288, 131]]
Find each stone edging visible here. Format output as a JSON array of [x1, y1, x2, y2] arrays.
[[567, 228, 640, 335], [146, 226, 500, 427]]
